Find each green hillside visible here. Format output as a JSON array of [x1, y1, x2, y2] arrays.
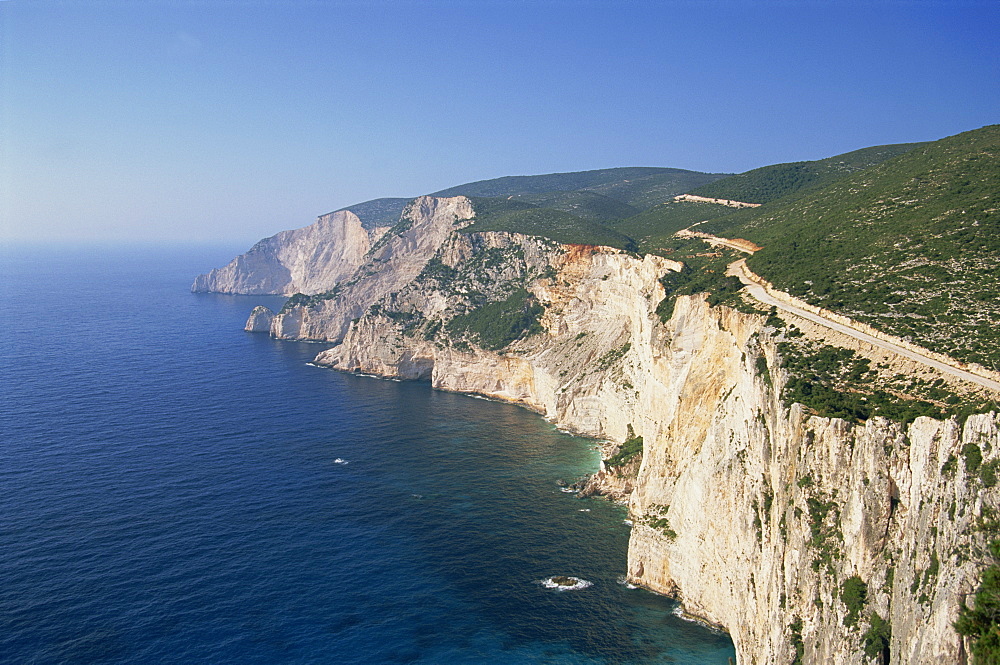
[[607, 142, 925, 252], [505, 190, 640, 223], [689, 142, 925, 204], [335, 166, 726, 242], [728, 125, 1000, 367], [461, 198, 635, 249], [452, 167, 729, 247], [609, 201, 738, 251], [575, 169, 729, 209], [431, 166, 724, 200]]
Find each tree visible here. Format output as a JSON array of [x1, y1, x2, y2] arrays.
[[956, 542, 1000, 664]]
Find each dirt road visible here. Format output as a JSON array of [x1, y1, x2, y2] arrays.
[[727, 259, 1000, 394]]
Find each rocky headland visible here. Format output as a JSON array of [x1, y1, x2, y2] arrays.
[[198, 191, 999, 664]]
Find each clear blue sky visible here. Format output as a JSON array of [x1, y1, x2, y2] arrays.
[[2, 0, 998, 244]]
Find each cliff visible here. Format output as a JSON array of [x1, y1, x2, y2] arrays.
[[626, 297, 998, 664], [270, 196, 476, 342], [245, 306, 274, 332], [230, 194, 996, 663], [192, 209, 390, 295]]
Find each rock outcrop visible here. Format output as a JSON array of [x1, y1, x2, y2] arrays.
[[192, 209, 390, 295], [224, 194, 996, 664], [269, 195, 476, 341], [244, 306, 274, 332]]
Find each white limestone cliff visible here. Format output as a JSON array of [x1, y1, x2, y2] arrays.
[[230, 194, 995, 663], [269, 196, 475, 342], [192, 209, 390, 295], [244, 306, 274, 332]]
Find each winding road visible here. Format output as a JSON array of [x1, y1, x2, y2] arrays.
[[726, 258, 1000, 394]]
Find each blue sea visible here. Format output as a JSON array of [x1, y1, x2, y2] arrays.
[[1, 244, 736, 664]]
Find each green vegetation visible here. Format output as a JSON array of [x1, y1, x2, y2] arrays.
[[789, 618, 805, 664], [280, 286, 340, 313], [463, 204, 636, 249], [595, 342, 632, 371], [431, 166, 725, 206], [806, 495, 842, 572], [755, 354, 772, 387], [984, 461, 1000, 488], [639, 503, 676, 540], [654, 246, 748, 322], [606, 424, 644, 467], [689, 142, 923, 204], [723, 125, 1000, 368], [446, 167, 734, 250], [609, 200, 738, 251], [503, 190, 640, 223], [445, 287, 544, 351], [956, 541, 1000, 664], [966, 443, 985, 474], [862, 613, 891, 662], [841, 576, 868, 628], [776, 337, 997, 424]]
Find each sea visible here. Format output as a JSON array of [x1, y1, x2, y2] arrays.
[[1, 243, 736, 665]]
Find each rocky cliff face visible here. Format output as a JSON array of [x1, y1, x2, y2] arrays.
[[245, 306, 274, 332], [230, 194, 996, 664], [192, 209, 390, 295], [625, 297, 998, 665], [270, 196, 475, 341]]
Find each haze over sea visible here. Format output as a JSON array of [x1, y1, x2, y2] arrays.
[[1, 244, 735, 664]]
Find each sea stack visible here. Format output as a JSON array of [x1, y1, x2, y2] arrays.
[[245, 306, 275, 333]]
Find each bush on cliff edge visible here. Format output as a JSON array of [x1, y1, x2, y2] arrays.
[[956, 541, 1000, 664]]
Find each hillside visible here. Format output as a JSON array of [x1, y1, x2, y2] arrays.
[[719, 125, 1000, 368], [430, 166, 724, 202], [607, 142, 924, 252], [689, 142, 925, 204], [332, 166, 727, 246], [460, 198, 636, 249], [451, 167, 729, 248]]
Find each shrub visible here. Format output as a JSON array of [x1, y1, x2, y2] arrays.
[[956, 542, 1000, 664], [862, 612, 891, 661], [606, 425, 644, 467], [842, 576, 868, 627], [445, 288, 545, 351]]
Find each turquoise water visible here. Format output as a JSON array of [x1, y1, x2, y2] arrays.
[[0, 244, 736, 664]]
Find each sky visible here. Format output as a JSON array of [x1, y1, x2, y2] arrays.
[[2, 0, 998, 245]]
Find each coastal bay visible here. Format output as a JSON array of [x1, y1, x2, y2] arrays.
[[0, 245, 735, 664]]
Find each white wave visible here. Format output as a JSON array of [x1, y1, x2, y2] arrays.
[[560, 487, 578, 493], [334, 458, 349, 465], [539, 576, 592, 591], [623, 519, 633, 526], [616, 575, 638, 589], [578, 508, 591, 512]]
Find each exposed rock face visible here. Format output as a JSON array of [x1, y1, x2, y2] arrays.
[[270, 196, 476, 342], [244, 306, 274, 332], [221, 193, 997, 664], [625, 297, 999, 665], [192, 209, 390, 295]]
